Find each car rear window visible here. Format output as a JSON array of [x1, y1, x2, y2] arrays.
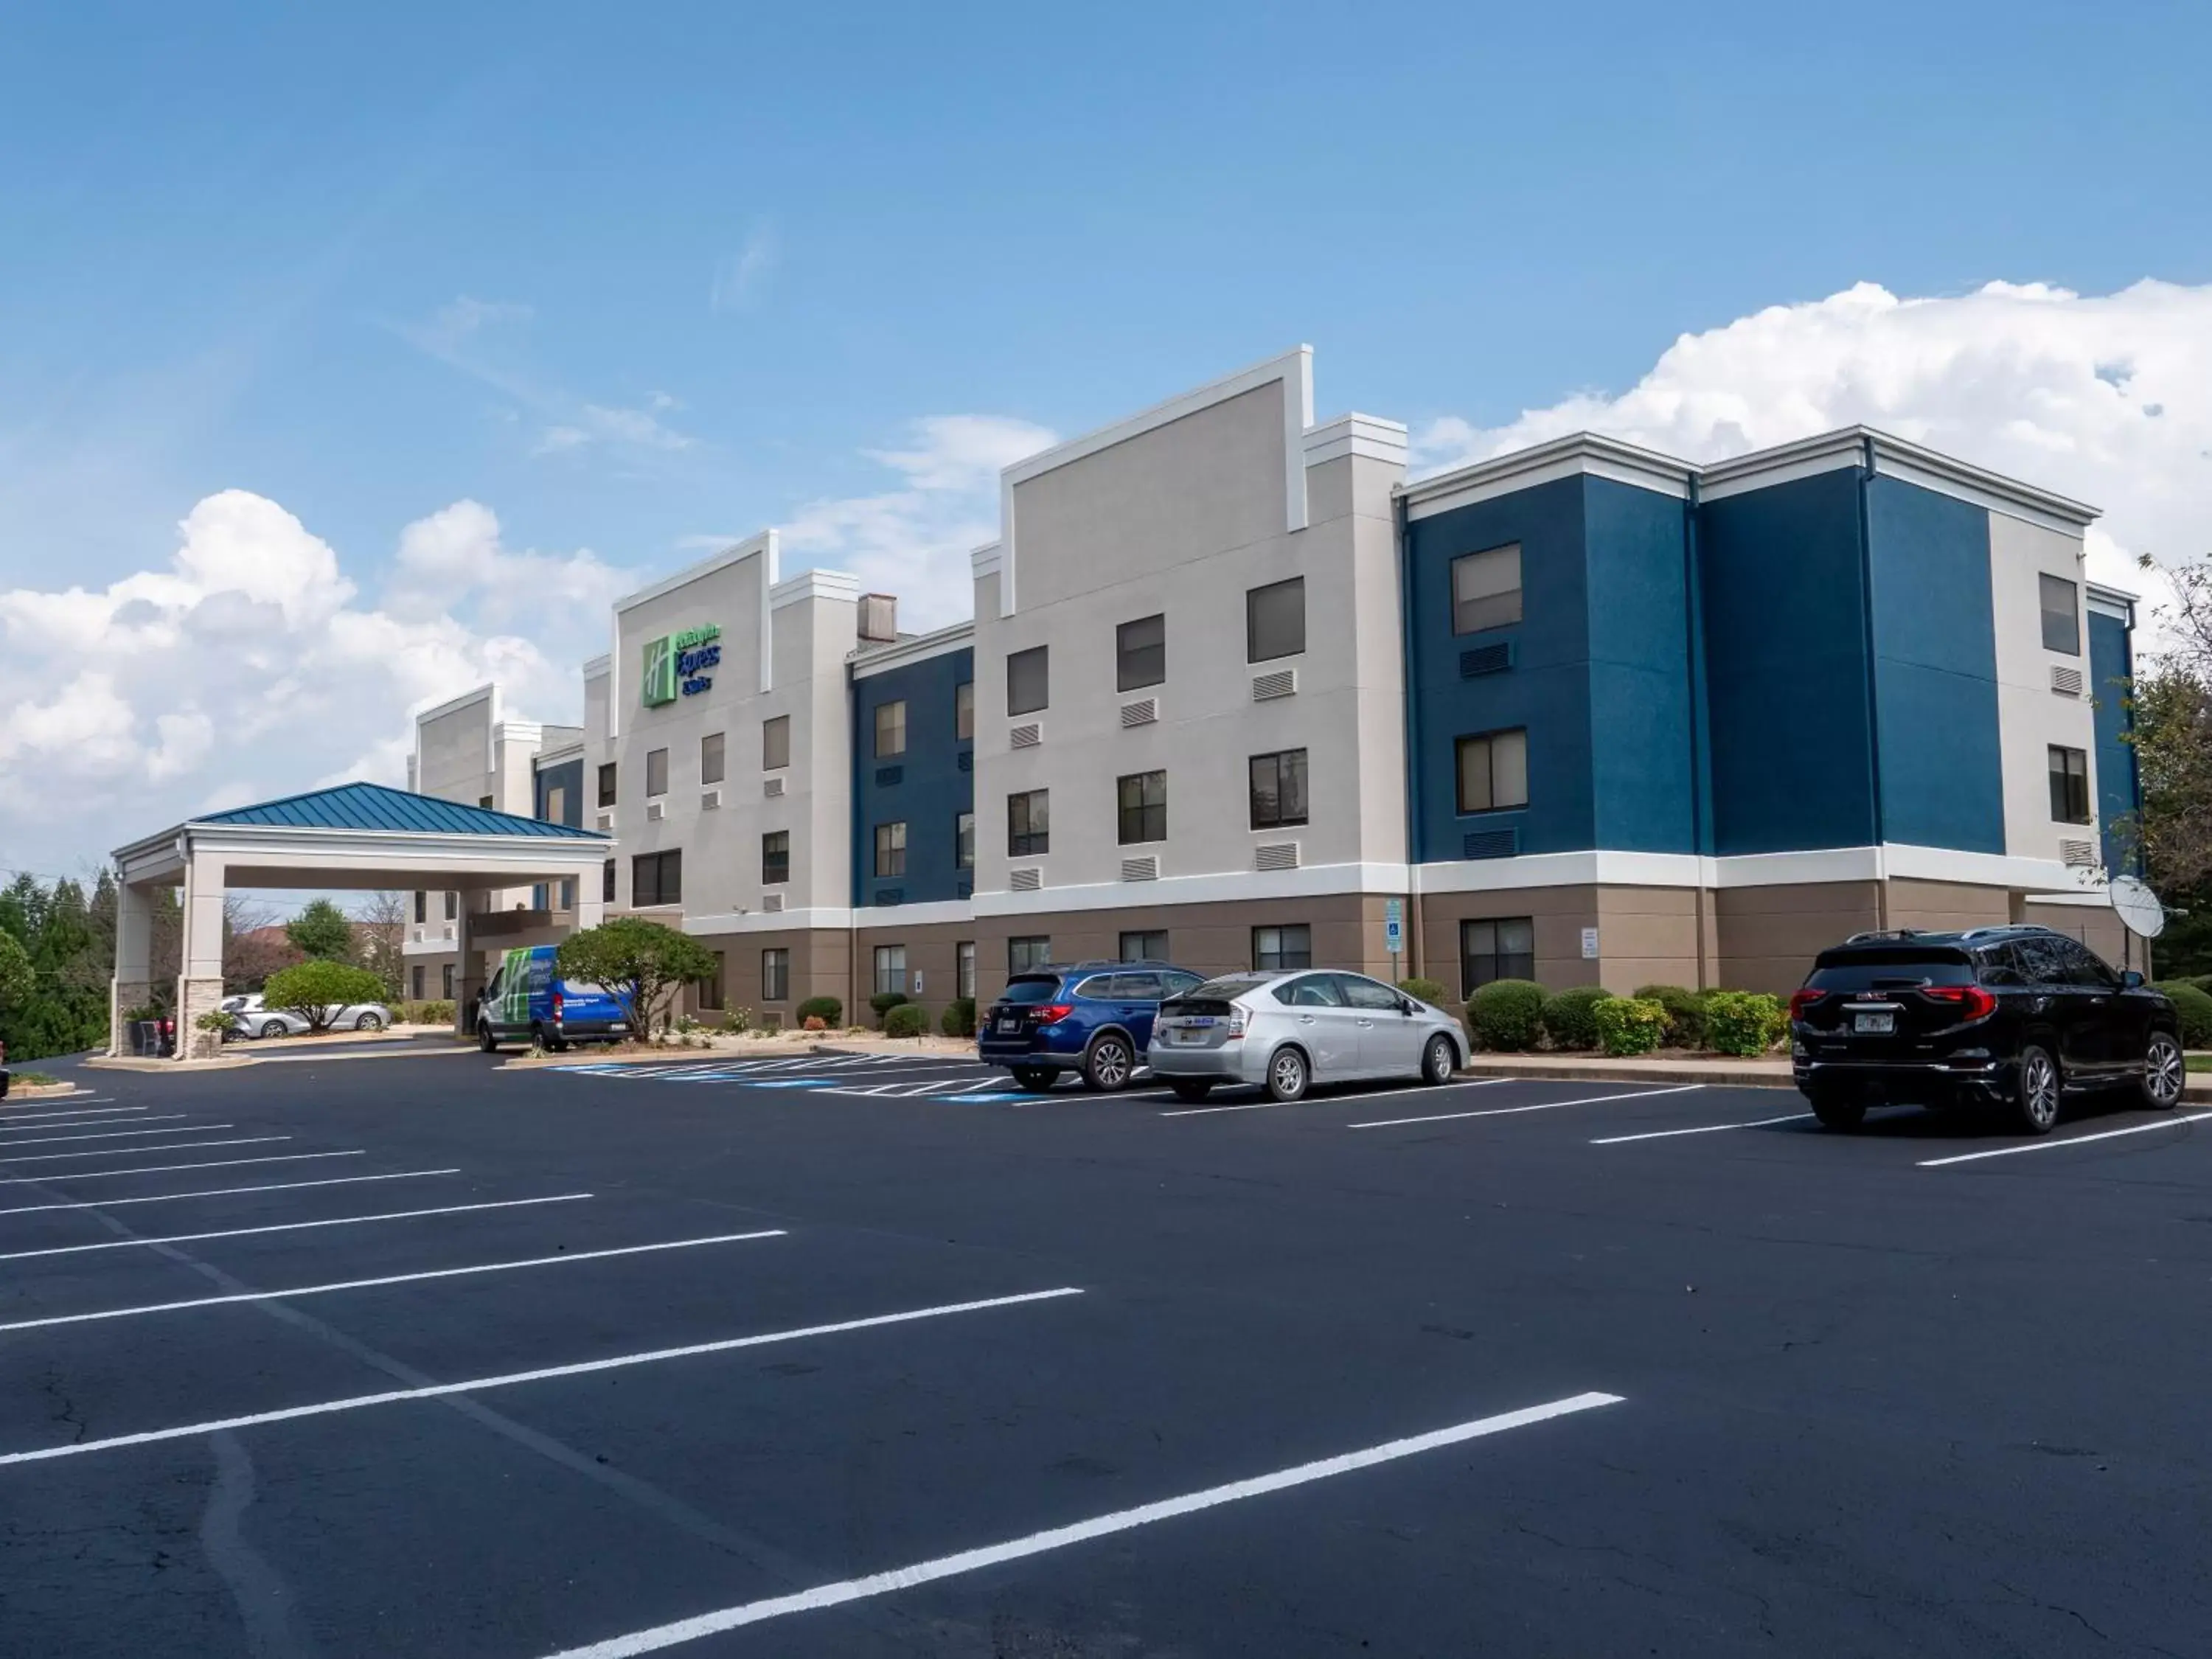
[[1806, 948, 1974, 991], [998, 975, 1067, 1004], [1182, 974, 1267, 1001]]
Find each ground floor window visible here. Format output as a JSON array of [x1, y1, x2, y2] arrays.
[[956, 941, 975, 998], [1009, 936, 1051, 975], [602, 859, 616, 903], [411, 965, 425, 1001], [1252, 925, 1312, 972], [1461, 917, 1536, 994], [874, 945, 907, 996], [762, 947, 789, 1002], [558, 877, 574, 912], [1119, 930, 1168, 962], [698, 950, 724, 1012], [441, 963, 455, 1000]]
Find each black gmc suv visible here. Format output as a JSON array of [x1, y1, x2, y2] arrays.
[[1790, 926, 2183, 1135]]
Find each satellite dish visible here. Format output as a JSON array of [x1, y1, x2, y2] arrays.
[[2110, 876, 2167, 939]]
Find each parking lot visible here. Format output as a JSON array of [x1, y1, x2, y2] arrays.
[[4, 1048, 2209, 1656]]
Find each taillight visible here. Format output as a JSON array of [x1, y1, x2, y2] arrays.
[[1923, 985, 1996, 1020], [1034, 1004, 1073, 1023], [1787, 990, 1826, 1021], [552, 991, 564, 1020], [1226, 1008, 1248, 1037]]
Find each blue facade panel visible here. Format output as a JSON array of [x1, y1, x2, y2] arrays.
[[534, 758, 585, 827], [851, 647, 975, 907], [1583, 479, 1697, 853], [1698, 469, 1878, 855], [1862, 477, 2005, 854], [2090, 608, 2139, 874]]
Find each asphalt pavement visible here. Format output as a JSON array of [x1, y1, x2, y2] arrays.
[[2, 1046, 2208, 1656]]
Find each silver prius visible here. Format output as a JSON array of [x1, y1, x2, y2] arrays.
[[1147, 970, 1468, 1105]]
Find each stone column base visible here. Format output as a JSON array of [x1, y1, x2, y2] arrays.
[[110, 979, 153, 1059], [175, 976, 228, 1061]]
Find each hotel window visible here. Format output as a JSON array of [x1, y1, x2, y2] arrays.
[[1008, 788, 1050, 857], [1007, 645, 1049, 716], [1248, 748, 1309, 830], [955, 679, 974, 741], [955, 810, 975, 871], [544, 784, 567, 824], [597, 762, 617, 807], [762, 714, 790, 771], [645, 748, 668, 799], [698, 951, 724, 1012], [442, 964, 454, 1000], [761, 947, 790, 1003], [701, 732, 725, 787], [874, 699, 908, 758], [873, 944, 908, 997], [1120, 930, 1169, 963], [762, 830, 790, 886], [2048, 745, 2091, 824], [443, 891, 457, 921], [602, 859, 615, 902], [1452, 543, 1523, 635], [1456, 729, 1529, 814], [1246, 577, 1305, 663], [2040, 574, 2081, 655], [479, 795, 493, 809], [411, 965, 425, 1001], [874, 821, 908, 878], [632, 849, 683, 907], [1117, 613, 1166, 692], [557, 878, 574, 912], [413, 891, 427, 925], [956, 941, 975, 999], [1118, 770, 1166, 844], [1009, 936, 1052, 975], [1251, 925, 1312, 972], [1460, 918, 1536, 993]]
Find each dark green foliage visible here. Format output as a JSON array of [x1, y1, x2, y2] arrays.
[[1540, 985, 1613, 1051], [1395, 977, 1448, 1006], [262, 960, 389, 1032], [2152, 981, 2212, 1047], [556, 917, 718, 1036], [869, 990, 910, 1026], [796, 995, 843, 1027], [285, 898, 355, 962], [1703, 991, 1788, 1057], [0, 869, 155, 1062], [1467, 979, 1545, 1051], [941, 997, 977, 1037], [1632, 984, 1707, 1048], [884, 1004, 928, 1038]]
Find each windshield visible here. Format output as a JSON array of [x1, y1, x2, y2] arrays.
[[997, 975, 1066, 1004]]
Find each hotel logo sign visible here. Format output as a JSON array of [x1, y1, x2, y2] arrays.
[[642, 623, 722, 707]]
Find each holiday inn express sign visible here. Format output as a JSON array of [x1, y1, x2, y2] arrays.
[[642, 624, 721, 706]]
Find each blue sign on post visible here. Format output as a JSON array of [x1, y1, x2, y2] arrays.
[[1385, 897, 1403, 957]]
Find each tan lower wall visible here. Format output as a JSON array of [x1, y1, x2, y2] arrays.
[[1417, 886, 1708, 999], [1714, 882, 1884, 996], [852, 922, 975, 1029], [684, 928, 848, 1027]]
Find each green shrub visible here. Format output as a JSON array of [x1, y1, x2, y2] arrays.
[[1467, 979, 1546, 1051], [1632, 984, 1706, 1049], [2152, 982, 2212, 1047], [1396, 977, 1449, 1007], [2183, 975, 2212, 996], [716, 1007, 753, 1034], [1703, 990, 1788, 1057], [796, 995, 843, 1027], [1596, 995, 1669, 1057], [1541, 985, 1613, 1051], [941, 997, 977, 1038], [403, 999, 456, 1026], [868, 990, 909, 1027], [262, 960, 389, 1032], [884, 1004, 928, 1038]]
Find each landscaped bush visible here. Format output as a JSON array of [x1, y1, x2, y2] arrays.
[[801, 1014, 828, 1032], [1632, 984, 1706, 1049], [1395, 977, 1449, 1007], [868, 990, 910, 1028], [1595, 996, 1668, 1057], [2152, 981, 2212, 1047], [884, 1004, 928, 1038], [796, 995, 843, 1027], [717, 1007, 752, 1034], [1540, 985, 1613, 1051], [1703, 990, 1788, 1057], [941, 997, 977, 1038], [1467, 979, 1546, 1051], [402, 999, 456, 1026]]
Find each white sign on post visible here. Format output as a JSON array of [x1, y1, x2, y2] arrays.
[[1384, 897, 1404, 957], [1579, 927, 1599, 961], [912, 971, 925, 996]]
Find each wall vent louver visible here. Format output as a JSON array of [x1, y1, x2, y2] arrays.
[[1253, 842, 1301, 872], [1120, 855, 1159, 882], [2050, 664, 2085, 698], [763, 776, 786, 799], [874, 765, 904, 786], [1463, 827, 1519, 860], [700, 788, 722, 811], [1119, 698, 1159, 728], [645, 800, 665, 822], [957, 750, 974, 772], [1251, 667, 1297, 701], [875, 888, 905, 906], [1458, 641, 1514, 678], [1009, 867, 1043, 891], [762, 891, 785, 914], [2060, 838, 2098, 866], [1009, 722, 1043, 750], [595, 813, 613, 831]]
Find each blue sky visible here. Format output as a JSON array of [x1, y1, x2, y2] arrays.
[[2, 0, 2208, 877]]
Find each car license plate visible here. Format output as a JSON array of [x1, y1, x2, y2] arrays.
[[997, 1018, 1020, 1034], [1172, 1028, 1205, 1044], [1852, 1010, 1895, 1034]]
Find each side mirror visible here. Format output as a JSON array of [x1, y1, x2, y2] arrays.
[[2122, 970, 2145, 990], [1400, 998, 1419, 1016]]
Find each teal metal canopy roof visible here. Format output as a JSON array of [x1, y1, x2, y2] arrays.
[[194, 782, 604, 839]]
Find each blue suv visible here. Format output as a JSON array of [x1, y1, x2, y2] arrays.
[[978, 961, 1206, 1092]]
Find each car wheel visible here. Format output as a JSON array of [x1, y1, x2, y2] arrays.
[[1419, 1034, 1457, 1086], [259, 1020, 285, 1040], [1082, 1035, 1133, 1093], [1011, 1065, 1057, 1093], [355, 1012, 383, 1032], [477, 1021, 500, 1054], [2013, 1043, 2062, 1135], [2141, 1030, 2184, 1110], [1808, 1085, 1865, 1131], [1265, 1046, 1310, 1104], [1168, 1079, 1214, 1103]]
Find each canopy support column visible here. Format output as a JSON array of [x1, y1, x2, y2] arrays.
[[108, 880, 156, 1057], [175, 848, 228, 1060]]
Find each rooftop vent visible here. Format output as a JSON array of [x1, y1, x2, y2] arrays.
[[858, 592, 898, 644]]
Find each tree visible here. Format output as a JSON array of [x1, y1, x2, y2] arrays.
[[2119, 554, 2212, 975], [285, 898, 356, 963], [261, 959, 390, 1034], [352, 891, 408, 1000], [555, 917, 715, 1037], [0, 929, 34, 1020]]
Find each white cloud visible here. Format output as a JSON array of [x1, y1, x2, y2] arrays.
[[1411, 278, 2212, 650], [782, 414, 1057, 630], [710, 224, 779, 314], [388, 498, 635, 630]]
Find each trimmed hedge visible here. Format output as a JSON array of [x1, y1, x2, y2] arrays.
[[2152, 981, 2212, 1047], [1632, 984, 1705, 1049], [796, 995, 843, 1027], [1467, 979, 1546, 1051], [1704, 990, 1787, 1057], [941, 997, 977, 1038], [1396, 978, 1449, 1007], [884, 1004, 928, 1038], [1596, 995, 1668, 1057], [402, 1000, 456, 1026], [1540, 985, 1613, 1051], [868, 990, 910, 1027]]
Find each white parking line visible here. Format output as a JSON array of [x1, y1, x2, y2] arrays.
[[0, 1168, 462, 1217], [0, 1096, 115, 1110], [0, 1228, 787, 1332], [535, 1389, 1624, 1658], [1917, 1110, 2212, 1167], [0, 1148, 349, 1184], [1591, 1112, 1815, 1144], [1160, 1078, 1511, 1119], [0, 1136, 288, 1168], [0, 1121, 223, 1150], [0, 1286, 1085, 1467], [0, 1192, 594, 1261], [1348, 1085, 1701, 1130], [0, 1107, 152, 1126]]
